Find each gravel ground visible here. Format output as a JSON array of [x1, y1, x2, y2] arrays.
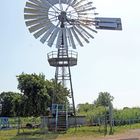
[[56, 129, 140, 140]]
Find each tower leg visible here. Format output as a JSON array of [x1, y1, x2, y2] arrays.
[[67, 65, 76, 116]]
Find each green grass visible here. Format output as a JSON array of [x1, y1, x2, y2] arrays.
[[0, 129, 17, 140], [65, 126, 105, 137], [0, 123, 140, 140], [0, 129, 59, 140]]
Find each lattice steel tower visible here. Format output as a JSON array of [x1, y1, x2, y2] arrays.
[[47, 45, 77, 115]]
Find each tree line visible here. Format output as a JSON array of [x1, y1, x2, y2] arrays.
[[77, 92, 140, 125], [1, 72, 140, 124], [0, 73, 69, 117]]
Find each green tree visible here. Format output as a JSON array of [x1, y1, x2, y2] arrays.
[[0, 92, 22, 116], [77, 103, 94, 113], [77, 103, 106, 124], [94, 92, 114, 107], [17, 73, 51, 116], [49, 79, 69, 105], [17, 73, 69, 116], [94, 92, 114, 135]]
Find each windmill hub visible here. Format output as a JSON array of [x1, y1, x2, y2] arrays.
[[58, 11, 67, 23]]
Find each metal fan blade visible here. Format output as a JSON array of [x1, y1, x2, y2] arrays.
[[40, 25, 55, 43], [33, 25, 51, 38], [26, 2, 42, 9], [40, 0, 59, 12], [78, 12, 94, 16], [28, 0, 42, 6], [24, 14, 47, 20], [46, 0, 56, 5], [28, 0, 48, 10], [39, 0, 51, 8], [75, 2, 93, 10], [66, 0, 72, 5], [56, 29, 62, 48], [24, 10, 47, 16], [70, 27, 83, 47], [73, 26, 89, 43], [72, 0, 86, 7], [59, 0, 63, 11], [67, 0, 73, 5], [67, 28, 76, 49], [71, 0, 77, 6], [76, 25, 94, 39], [78, 18, 95, 25], [24, 8, 48, 14], [62, 28, 68, 49], [65, 0, 74, 11], [25, 19, 37, 27], [61, 0, 67, 4], [25, 2, 48, 12], [25, 18, 49, 27], [24, 8, 39, 14], [48, 28, 60, 47], [29, 22, 49, 33], [81, 23, 97, 33], [77, 7, 96, 13]]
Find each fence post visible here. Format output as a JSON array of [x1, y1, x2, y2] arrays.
[[17, 117, 20, 135]]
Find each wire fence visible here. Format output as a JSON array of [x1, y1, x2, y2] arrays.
[[0, 116, 49, 139], [91, 118, 140, 126], [0, 116, 140, 139]]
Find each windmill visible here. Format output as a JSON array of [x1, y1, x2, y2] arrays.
[[24, 0, 122, 117]]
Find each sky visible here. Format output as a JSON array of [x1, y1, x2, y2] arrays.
[[0, 0, 140, 109]]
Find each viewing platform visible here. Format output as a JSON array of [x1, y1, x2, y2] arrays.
[[47, 50, 78, 67]]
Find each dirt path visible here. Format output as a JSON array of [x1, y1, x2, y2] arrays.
[[56, 129, 140, 140], [96, 129, 140, 140], [106, 129, 140, 140]]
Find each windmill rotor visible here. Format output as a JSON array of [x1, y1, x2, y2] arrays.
[[24, 0, 97, 49]]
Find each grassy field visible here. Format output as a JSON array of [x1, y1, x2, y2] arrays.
[[0, 123, 140, 140]]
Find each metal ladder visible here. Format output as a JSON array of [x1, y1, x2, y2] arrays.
[[52, 104, 68, 131]]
